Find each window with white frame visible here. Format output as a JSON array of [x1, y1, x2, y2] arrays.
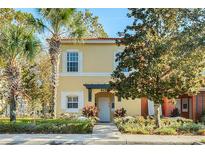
[[67, 96, 78, 109], [114, 51, 129, 72], [61, 91, 83, 112], [67, 52, 79, 72]]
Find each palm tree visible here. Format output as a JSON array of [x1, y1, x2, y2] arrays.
[[35, 9, 108, 118], [0, 24, 40, 122], [35, 9, 85, 118]]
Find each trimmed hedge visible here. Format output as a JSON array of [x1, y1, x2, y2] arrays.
[[0, 119, 93, 134]]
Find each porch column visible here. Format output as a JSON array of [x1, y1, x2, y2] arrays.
[[192, 96, 196, 121], [141, 97, 148, 117], [162, 97, 169, 117], [88, 88, 92, 102]]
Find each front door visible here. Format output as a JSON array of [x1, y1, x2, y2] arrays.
[[98, 97, 110, 122], [181, 98, 190, 119]]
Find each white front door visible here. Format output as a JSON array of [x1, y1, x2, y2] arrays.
[[98, 97, 110, 122]]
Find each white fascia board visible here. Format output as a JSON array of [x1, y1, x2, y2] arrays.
[[60, 72, 112, 77], [61, 40, 116, 44]]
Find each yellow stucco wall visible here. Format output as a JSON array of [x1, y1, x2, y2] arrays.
[[56, 42, 141, 117]]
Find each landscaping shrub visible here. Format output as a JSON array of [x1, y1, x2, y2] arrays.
[[133, 116, 145, 126], [154, 127, 177, 135], [58, 113, 79, 120], [176, 117, 193, 124], [197, 129, 205, 135], [114, 116, 205, 135], [122, 122, 149, 134], [82, 105, 98, 118], [200, 112, 205, 124], [114, 108, 127, 117], [170, 108, 180, 117], [178, 123, 204, 134], [200, 139, 205, 143], [161, 118, 181, 129], [0, 119, 93, 134]]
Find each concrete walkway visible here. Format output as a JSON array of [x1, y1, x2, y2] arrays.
[[0, 123, 204, 145], [92, 123, 121, 138]]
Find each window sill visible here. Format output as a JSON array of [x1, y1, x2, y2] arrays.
[[64, 109, 79, 113]]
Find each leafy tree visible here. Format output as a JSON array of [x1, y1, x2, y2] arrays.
[[110, 9, 205, 127], [0, 12, 41, 121], [33, 9, 108, 117], [80, 9, 108, 38], [21, 53, 52, 118]]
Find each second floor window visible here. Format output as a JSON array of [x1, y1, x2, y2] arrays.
[[67, 52, 78, 72]]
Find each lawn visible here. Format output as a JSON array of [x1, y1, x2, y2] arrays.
[[114, 116, 205, 135], [0, 118, 94, 134]]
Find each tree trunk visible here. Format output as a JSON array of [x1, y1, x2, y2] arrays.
[[9, 95, 16, 122], [154, 103, 161, 128], [6, 60, 20, 122], [49, 36, 61, 118]]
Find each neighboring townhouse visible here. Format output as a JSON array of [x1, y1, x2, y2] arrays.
[[57, 38, 205, 122]]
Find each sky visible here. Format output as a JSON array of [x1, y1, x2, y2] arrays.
[[16, 8, 133, 37]]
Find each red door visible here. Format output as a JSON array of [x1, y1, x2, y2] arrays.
[[180, 97, 190, 119]]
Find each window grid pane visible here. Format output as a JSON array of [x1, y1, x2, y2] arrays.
[[67, 96, 79, 109], [67, 52, 79, 72]]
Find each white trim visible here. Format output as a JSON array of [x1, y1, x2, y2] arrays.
[[60, 72, 112, 77], [61, 40, 117, 44], [61, 91, 84, 113], [62, 49, 83, 73], [200, 87, 205, 91]]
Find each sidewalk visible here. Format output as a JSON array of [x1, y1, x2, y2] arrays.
[[0, 134, 204, 145], [0, 123, 204, 145]]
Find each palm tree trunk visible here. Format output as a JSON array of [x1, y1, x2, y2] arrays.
[[9, 94, 16, 122], [6, 60, 20, 122], [49, 36, 61, 118], [154, 103, 161, 128]]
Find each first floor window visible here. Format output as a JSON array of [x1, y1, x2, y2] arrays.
[[67, 96, 78, 108]]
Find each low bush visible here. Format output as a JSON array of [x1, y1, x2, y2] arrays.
[[200, 112, 205, 124], [114, 116, 205, 135], [133, 116, 146, 126], [176, 117, 193, 124], [114, 108, 127, 117], [0, 119, 93, 134], [154, 127, 177, 135], [197, 129, 205, 135], [58, 113, 79, 120], [82, 105, 98, 118], [170, 108, 180, 117], [178, 123, 204, 134], [123, 123, 149, 134], [200, 139, 205, 143]]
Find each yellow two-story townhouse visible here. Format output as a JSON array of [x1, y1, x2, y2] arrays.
[[56, 38, 142, 122]]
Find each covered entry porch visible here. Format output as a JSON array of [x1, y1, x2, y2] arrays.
[[83, 84, 118, 122], [175, 92, 205, 121]]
